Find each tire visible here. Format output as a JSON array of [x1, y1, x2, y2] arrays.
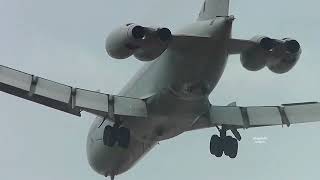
[[229, 138, 238, 159], [210, 135, 219, 155], [210, 135, 223, 157], [118, 127, 130, 149], [215, 144, 223, 157], [223, 136, 234, 157], [103, 125, 117, 147]]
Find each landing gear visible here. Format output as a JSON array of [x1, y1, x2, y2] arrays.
[[210, 135, 223, 157], [103, 123, 131, 149], [210, 126, 240, 158], [118, 127, 130, 148], [103, 125, 117, 147], [223, 136, 238, 158], [103, 95, 131, 149]]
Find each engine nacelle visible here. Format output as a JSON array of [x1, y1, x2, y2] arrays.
[[133, 28, 172, 61], [240, 36, 301, 74], [240, 36, 275, 71], [105, 24, 172, 61], [105, 24, 145, 59], [267, 38, 301, 74]]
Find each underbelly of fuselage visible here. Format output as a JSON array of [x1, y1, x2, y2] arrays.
[[85, 45, 228, 177], [85, 61, 224, 177], [85, 93, 211, 177], [86, 119, 156, 177], [85, 17, 232, 177]]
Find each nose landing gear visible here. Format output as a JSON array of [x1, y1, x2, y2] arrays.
[[102, 95, 131, 149], [210, 126, 240, 158], [103, 121, 131, 149]]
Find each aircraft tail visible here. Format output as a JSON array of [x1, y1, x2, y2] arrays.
[[197, 0, 230, 21]]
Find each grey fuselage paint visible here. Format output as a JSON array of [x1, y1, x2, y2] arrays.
[[86, 17, 233, 177]]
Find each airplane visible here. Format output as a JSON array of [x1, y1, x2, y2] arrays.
[[0, 0, 319, 179]]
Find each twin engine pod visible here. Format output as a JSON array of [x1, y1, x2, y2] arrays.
[[105, 23, 172, 61], [240, 36, 302, 74]]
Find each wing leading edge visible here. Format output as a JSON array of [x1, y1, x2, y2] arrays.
[[0, 65, 147, 119]]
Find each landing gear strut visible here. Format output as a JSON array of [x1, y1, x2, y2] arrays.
[[210, 126, 240, 158], [103, 120, 131, 149]]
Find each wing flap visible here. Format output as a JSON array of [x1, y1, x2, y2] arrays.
[[0, 65, 147, 118], [284, 103, 320, 124], [35, 77, 71, 103], [0, 66, 32, 91], [75, 89, 109, 113], [209, 102, 320, 128], [210, 106, 244, 126], [114, 96, 147, 117], [247, 107, 283, 126]]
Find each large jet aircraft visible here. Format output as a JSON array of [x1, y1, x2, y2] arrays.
[[0, 0, 318, 179]]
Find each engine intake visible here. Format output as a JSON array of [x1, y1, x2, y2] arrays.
[[267, 38, 301, 74], [284, 39, 300, 54], [132, 25, 146, 39], [260, 37, 276, 51], [157, 28, 172, 41]]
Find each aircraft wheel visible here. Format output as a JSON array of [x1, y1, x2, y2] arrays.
[[103, 125, 117, 147], [223, 136, 238, 158], [228, 138, 238, 159], [210, 135, 223, 157], [222, 136, 233, 156], [118, 127, 131, 149]]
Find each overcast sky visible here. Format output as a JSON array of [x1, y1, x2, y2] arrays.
[[0, 0, 320, 180]]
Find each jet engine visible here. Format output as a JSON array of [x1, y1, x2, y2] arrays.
[[240, 36, 301, 74], [267, 38, 301, 74], [240, 36, 275, 71], [105, 23, 172, 61]]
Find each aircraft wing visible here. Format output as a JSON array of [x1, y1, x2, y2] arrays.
[[0, 65, 147, 119], [226, 39, 256, 55], [207, 102, 320, 128], [171, 37, 256, 55]]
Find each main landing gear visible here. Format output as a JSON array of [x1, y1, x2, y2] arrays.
[[103, 121, 131, 149], [210, 126, 241, 158]]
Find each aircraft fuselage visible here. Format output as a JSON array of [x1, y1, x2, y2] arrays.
[[86, 17, 233, 177]]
